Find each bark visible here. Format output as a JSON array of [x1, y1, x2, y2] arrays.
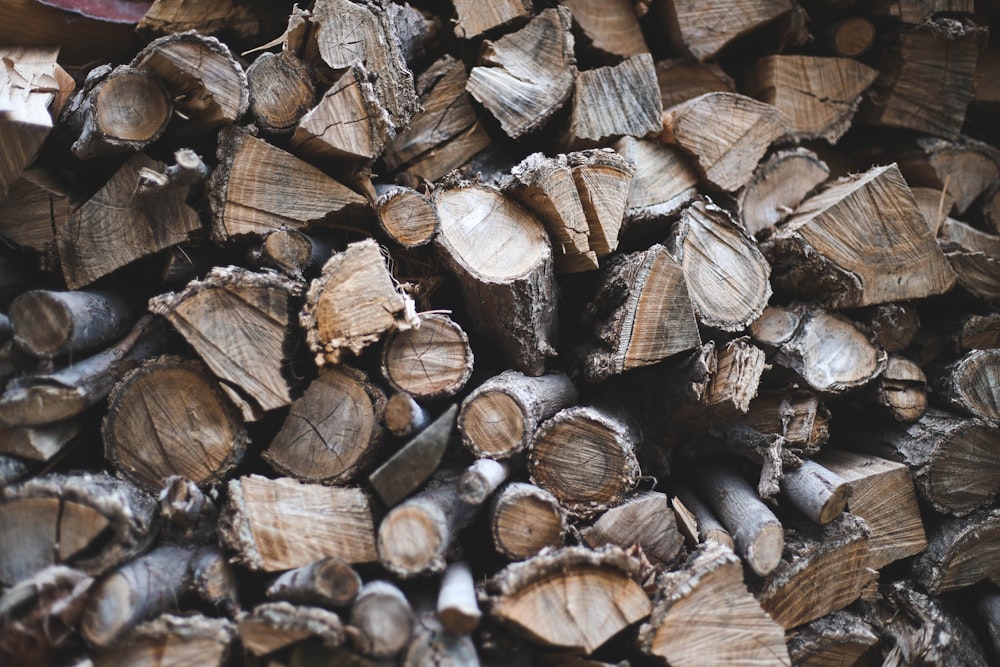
[[369, 404, 456, 507]]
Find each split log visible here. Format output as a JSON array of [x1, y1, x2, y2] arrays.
[[246, 51, 316, 135], [786, 610, 880, 667], [437, 561, 481, 635], [348, 580, 415, 657], [764, 163, 957, 308], [0, 420, 79, 462], [898, 136, 1000, 215], [868, 355, 928, 422], [301, 238, 418, 366], [149, 266, 302, 416], [459, 370, 577, 459], [405, 611, 479, 667], [931, 349, 1000, 421], [0, 566, 92, 665], [637, 542, 791, 666], [450, 0, 530, 39], [750, 305, 887, 393], [780, 459, 850, 525], [369, 404, 456, 506], [911, 186, 953, 235], [698, 338, 766, 420], [527, 405, 641, 516], [266, 557, 362, 609], [737, 147, 829, 236], [939, 217, 1000, 257], [0, 472, 156, 586], [9, 289, 133, 359], [747, 55, 878, 143], [433, 181, 556, 375], [132, 31, 248, 132], [458, 459, 509, 506], [858, 302, 921, 353], [103, 356, 248, 492], [567, 53, 662, 149], [383, 392, 431, 437], [667, 199, 771, 331], [250, 229, 331, 279], [58, 152, 201, 289], [944, 247, 1000, 303], [220, 475, 378, 571], [660, 93, 788, 192], [238, 602, 344, 656], [374, 185, 438, 248], [689, 463, 784, 576], [93, 614, 236, 667], [386, 2, 440, 67], [561, 0, 648, 58], [487, 545, 650, 655], [490, 482, 567, 560], [0, 167, 71, 263], [581, 491, 685, 565], [660, 0, 792, 61], [381, 313, 473, 400], [568, 148, 634, 257], [670, 483, 733, 549], [912, 507, 1000, 595], [611, 136, 699, 226], [584, 244, 701, 382], [467, 8, 576, 140], [262, 366, 386, 485], [655, 58, 735, 109], [137, 0, 268, 39]]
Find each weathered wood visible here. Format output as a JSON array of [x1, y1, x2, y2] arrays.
[[944, 246, 1000, 302], [381, 313, 473, 400], [369, 404, 456, 507], [348, 580, 415, 657], [611, 136, 699, 226], [738, 148, 829, 235], [899, 136, 1000, 215], [670, 483, 734, 549], [859, 302, 922, 354], [786, 610, 880, 667], [9, 289, 133, 359], [250, 229, 331, 279], [569, 148, 634, 257], [238, 602, 344, 656], [655, 58, 735, 109], [246, 51, 315, 135], [0, 167, 70, 264], [383, 392, 431, 437], [581, 491, 685, 565], [138, 0, 267, 38], [568, 53, 662, 149], [0, 420, 78, 462], [931, 349, 1000, 421], [660, 0, 792, 61], [437, 561, 481, 635], [93, 614, 236, 667], [913, 507, 1000, 595], [490, 482, 567, 561], [266, 557, 362, 609], [374, 185, 438, 248], [0, 566, 92, 665], [780, 459, 850, 525], [404, 611, 479, 667], [939, 217, 1000, 258], [561, 0, 648, 58], [869, 355, 928, 422], [450, 0, 531, 39], [870, 0, 974, 22], [458, 458, 510, 506]]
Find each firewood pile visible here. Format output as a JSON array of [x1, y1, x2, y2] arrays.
[[2, 0, 1000, 665]]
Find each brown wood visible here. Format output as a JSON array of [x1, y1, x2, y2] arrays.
[[381, 313, 473, 400], [457, 458, 510, 506], [944, 246, 1000, 302], [0, 565, 92, 665], [266, 557, 362, 609], [450, 0, 530, 39], [138, 0, 266, 38], [383, 392, 431, 437], [348, 580, 415, 658], [780, 459, 851, 525], [246, 51, 315, 135], [611, 136, 699, 226], [93, 614, 236, 667], [868, 355, 928, 422], [913, 507, 1000, 595], [250, 229, 331, 279], [660, 0, 792, 61], [568, 53, 662, 149], [0, 420, 79, 462], [911, 186, 954, 235], [581, 491, 685, 565], [670, 483, 733, 549], [374, 185, 439, 248], [859, 302, 922, 354], [738, 147, 829, 235], [238, 602, 344, 656], [561, 0, 648, 58], [932, 348, 1000, 421], [404, 611, 479, 667], [786, 610, 879, 667], [490, 482, 567, 561], [9, 289, 133, 359], [0, 167, 71, 263], [899, 136, 1000, 215], [369, 404, 456, 507]]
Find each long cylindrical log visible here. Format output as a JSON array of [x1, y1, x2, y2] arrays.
[[381, 313, 474, 400], [457, 459, 510, 506], [780, 459, 851, 525], [383, 392, 431, 437], [9, 289, 134, 359], [490, 482, 567, 561], [670, 483, 734, 550], [348, 580, 415, 658], [246, 50, 315, 135], [437, 561, 481, 635], [266, 557, 362, 609], [375, 185, 439, 248]]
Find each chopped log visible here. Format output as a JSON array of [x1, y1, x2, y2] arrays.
[[868, 355, 928, 422], [527, 405, 641, 516], [670, 483, 734, 549], [911, 186, 953, 235], [849, 408, 1000, 516], [93, 614, 236, 667], [383, 392, 431, 437], [899, 136, 1000, 215], [637, 542, 791, 666], [747, 55, 877, 143], [246, 51, 315, 135], [9, 289, 133, 359], [568, 148, 634, 257], [381, 313, 473, 400], [660, 92, 788, 192], [267, 557, 362, 609], [220, 475, 378, 571], [58, 152, 201, 289], [610, 136, 699, 225], [561, 0, 648, 58], [780, 459, 850, 525], [149, 266, 301, 416], [137, 0, 266, 38], [946, 312, 1000, 352], [433, 181, 556, 376], [0, 315, 166, 427], [757, 513, 875, 630], [859, 302, 922, 353], [940, 217, 1000, 257], [459, 370, 577, 459], [458, 459, 509, 506], [932, 349, 1000, 421], [737, 147, 829, 236], [567, 53, 662, 148], [584, 244, 701, 381], [437, 561, 481, 635], [655, 58, 735, 109], [0, 420, 79, 462], [487, 545, 650, 655], [377, 468, 478, 577], [689, 463, 784, 576], [301, 238, 418, 367], [238, 602, 344, 656], [860, 19, 986, 140], [450, 0, 531, 39], [369, 404, 456, 507], [944, 247, 1000, 302], [913, 507, 1000, 595], [765, 164, 957, 307], [405, 611, 479, 667], [581, 491, 685, 564], [383, 56, 490, 185], [132, 31, 248, 132], [0, 167, 71, 262], [102, 356, 248, 492], [209, 127, 368, 241], [490, 482, 567, 560], [0, 472, 156, 586], [386, 2, 440, 67], [786, 610, 880, 667], [348, 580, 415, 657], [262, 366, 386, 485], [699, 338, 766, 421], [819, 16, 876, 57], [667, 199, 772, 331], [250, 229, 331, 279], [374, 185, 438, 248], [661, 0, 792, 61], [750, 305, 887, 393], [0, 566, 92, 666], [467, 8, 576, 140]]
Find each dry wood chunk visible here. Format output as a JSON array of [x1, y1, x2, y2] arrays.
[[266, 557, 362, 609], [58, 153, 201, 289], [138, 0, 265, 38], [381, 313, 473, 399], [899, 136, 1000, 215], [568, 53, 662, 148], [434, 181, 556, 376], [405, 611, 479, 666], [93, 614, 236, 667], [487, 545, 650, 655], [150, 266, 300, 415], [561, 0, 648, 58], [103, 356, 248, 492], [349, 580, 414, 657], [302, 238, 417, 366], [383, 392, 430, 437], [263, 366, 386, 485], [668, 200, 771, 331], [871, 355, 928, 422], [246, 51, 315, 135], [638, 542, 791, 666], [780, 459, 851, 525], [910, 186, 953, 235], [0, 566, 92, 666], [701, 338, 766, 418], [0, 420, 78, 462], [950, 312, 1000, 351], [940, 217, 1000, 258], [209, 127, 368, 241], [370, 404, 456, 507], [611, 136, 699, 225], [584, 244, 701, 382], [132, 31, 247, 131], [945, 247, 1000, 302], [490, 482, 567, 560], [451, 0, 531, 39], [569, 148, 634, 257], [467, 7, 575, 139], [661, 92, 788, 192], [252, 229, 330, 279], [0, 167, 70, 261], [859, 301, 921, 353], [375, 185, 438, 248], [738, 148, 829, 235], [660, 0, 792, 61], [238, 602, 344, 656], [581, 491, 685, 564], [913, 507, 1000, 595], [655, 58, 735, 110], [9, 289, 134, 359], [671, 484, 733, 549], [932, 349, 1000, 421], [786, 610, 879, 667], [220, 475, 378, 571], [748, 55, 877, 143]]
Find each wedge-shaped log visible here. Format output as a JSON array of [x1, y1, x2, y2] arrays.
[[568, 53, 662, 148], [93, 614, 236, 667], [581, 491, 685, 565], [238, 602, 343, 656], [787, 610, 879, 667], [932, 349, 1000, 421], [612, 137, 699, 225], [660, 0, 792, 61], [369, 405, 456, 507], [738, 147, 829, 235], [913, 507, 1000, 595], [561, 0, 648, 58]]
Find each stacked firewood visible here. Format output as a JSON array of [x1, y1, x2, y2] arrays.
[[1, 0, 999, 665]]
